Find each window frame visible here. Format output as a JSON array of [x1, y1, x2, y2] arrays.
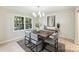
[[14, 16, 33, 31], [24, 17, 32, 30]]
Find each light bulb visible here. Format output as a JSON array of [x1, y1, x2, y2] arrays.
[[33, 12, 37, 17]]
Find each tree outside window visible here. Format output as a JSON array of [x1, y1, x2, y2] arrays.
[[14, 16, 24, 30], [25, 17, 32, 29]]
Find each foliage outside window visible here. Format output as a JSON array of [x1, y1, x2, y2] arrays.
[[14, 16, 24, 30], [25, 17, 32, 29]]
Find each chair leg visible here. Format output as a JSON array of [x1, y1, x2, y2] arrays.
[[30, 45, 38, 52], [55, 42, 58, 52], [30, 49, 34, 52], [54, 45, 57, 52], [36, 45, 38, 52]]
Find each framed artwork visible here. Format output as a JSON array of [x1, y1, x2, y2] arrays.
[[47, 16, 55, 27]]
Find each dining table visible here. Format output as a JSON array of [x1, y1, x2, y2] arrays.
[[32, 30, 58, 51], [32, 30, 54, 39]]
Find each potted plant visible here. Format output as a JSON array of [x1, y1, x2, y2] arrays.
[[35, 23, 40, 32], [57, 23, 60, 29]]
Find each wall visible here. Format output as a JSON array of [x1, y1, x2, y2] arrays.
[[75, 7, 79, 44], [47, 9, 75, 40], [0, 7, 32, 43], [0, 9, 6, 42]]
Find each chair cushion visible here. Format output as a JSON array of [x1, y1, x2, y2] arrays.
[[52, 33, 58, 36], [30, 33, 42, 45], [31, 40, 42, 45], [49, 36, 55, 39], [44, 38, 55, 45]]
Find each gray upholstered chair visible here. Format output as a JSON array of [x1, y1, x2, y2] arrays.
[[44, 33, 58, 52], [24, 31, 31, 46], [30, 33, 42, 52]]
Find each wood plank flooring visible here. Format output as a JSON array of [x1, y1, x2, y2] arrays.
[[0, 37, 79, 52]]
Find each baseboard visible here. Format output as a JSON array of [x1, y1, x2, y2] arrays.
[[59, 36, 75, 43], [0, 36, 24, 44], [0, 38, 16, 44]]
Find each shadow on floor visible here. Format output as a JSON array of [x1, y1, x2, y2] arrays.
[[17, 39, 65, 52]]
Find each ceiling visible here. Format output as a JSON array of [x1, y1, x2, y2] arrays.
[[0, 6, 76, 16]]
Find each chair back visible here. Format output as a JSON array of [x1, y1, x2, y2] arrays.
[[44, 32, 58, 45], [50, 33, 58, 43], [30, 33, 39, 44], [25, 31, 31, 40], [31, 33, 38, 41]]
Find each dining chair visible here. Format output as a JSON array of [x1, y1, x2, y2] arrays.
[[24, 31, 31, 46], [30, 32, 43, 52], [44, 33, 58, 52]]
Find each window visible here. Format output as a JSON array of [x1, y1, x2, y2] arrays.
[[25, 17, 32, 29], [14, 16, 32, 30], [14, 16, 24, 30]]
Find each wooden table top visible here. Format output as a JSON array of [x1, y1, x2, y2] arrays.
[[33, 30, 54, 38]]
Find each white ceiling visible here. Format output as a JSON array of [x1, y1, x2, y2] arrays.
[[1, 6, 76, 16]]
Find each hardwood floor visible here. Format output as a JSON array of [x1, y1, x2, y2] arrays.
[[59, 37, 79, 52], [0, 37, 79, 52], [0, 40, 25, 52]]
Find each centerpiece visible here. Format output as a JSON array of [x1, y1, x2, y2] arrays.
[[35, 23, 40, 32]]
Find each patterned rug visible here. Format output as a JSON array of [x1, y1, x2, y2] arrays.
[[17, 39, 65, 52]]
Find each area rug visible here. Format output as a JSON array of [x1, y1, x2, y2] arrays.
[[17, 39, 65, 52]]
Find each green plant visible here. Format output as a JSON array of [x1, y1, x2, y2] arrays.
[[35, 23, 40, 28]]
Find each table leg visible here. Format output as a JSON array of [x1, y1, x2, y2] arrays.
[[55, 38, 58, 52]]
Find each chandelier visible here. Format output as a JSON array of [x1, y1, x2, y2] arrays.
[[32, 6, 45, 18]]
